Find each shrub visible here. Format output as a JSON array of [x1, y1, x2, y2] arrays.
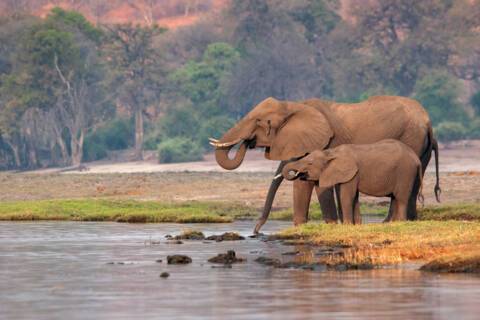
[[434, 121, 467, 143], [467, 118, 480, 139], [471, 91, 480, 116], [157, 137, 203, 163], [83, 117, 133, 161]]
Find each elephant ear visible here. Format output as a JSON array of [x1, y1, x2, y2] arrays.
[[268, 103, 333, 160], [318, 156, 358, 188]]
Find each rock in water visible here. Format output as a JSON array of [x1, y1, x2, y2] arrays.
[[175, 230, 205, 240], [208, 250, 246, 264], [205, 232, 245, 242], [159, 272, 170, 278], [254, 256, 281, 267], [167, 255, 192, 264]]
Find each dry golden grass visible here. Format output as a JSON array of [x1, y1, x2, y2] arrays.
[[276, 221, 480, 267], [420, 251, 480, 273]]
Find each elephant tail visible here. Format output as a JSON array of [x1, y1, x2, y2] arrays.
[[430, 127, 441, 202], [254, 161, 286, 234], [417, 165, 424, 207]]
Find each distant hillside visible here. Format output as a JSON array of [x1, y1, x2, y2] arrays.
[[0, 0, 228, 28]]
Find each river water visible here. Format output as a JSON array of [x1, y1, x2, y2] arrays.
[[1, 221, 479, 320]]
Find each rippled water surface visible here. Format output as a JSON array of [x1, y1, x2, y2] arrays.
[[1, 221, 479, 320]]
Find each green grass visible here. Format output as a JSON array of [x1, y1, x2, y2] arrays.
[[0, 199, 258, 223], [418, 202, 480, 221], [270, 202, 387, 221]]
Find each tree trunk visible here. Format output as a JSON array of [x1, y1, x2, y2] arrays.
[[134, 108, 144, 160], [27, 145, 38, 169], [6, 140, 21, 168], [70, 130, 85, 167], [57, 136, 69, 166]]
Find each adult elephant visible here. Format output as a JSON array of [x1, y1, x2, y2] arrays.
[[209, 96, 440, 233]]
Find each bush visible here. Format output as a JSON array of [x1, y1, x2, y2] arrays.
[[157, 137, 203, 163], [471, 91, 480, 116], [434, 121, 467, 143], [83, 117, 133, 161], [467, 118, 480, 139]]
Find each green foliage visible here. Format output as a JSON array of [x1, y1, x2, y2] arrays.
[[434, 121, 467, 142], [290, 0, 340, 41], [169, 42, 238, 112], [471, 91, 480, 116], [198, 115, 236, 148], [159, 105, 199, 138], [467, 118, 480, 139], [83, 118, 134, 161], [46, 7, 102, 42], [157, 137, 203, 163], [414, 71, 467, 125]]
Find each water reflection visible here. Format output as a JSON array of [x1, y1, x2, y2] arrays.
[[1, 221, 479, 320]]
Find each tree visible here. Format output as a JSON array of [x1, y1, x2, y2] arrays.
[[104, 24, 166, 160], [0, 8, 111, 168], [414, 70, 467, 125]]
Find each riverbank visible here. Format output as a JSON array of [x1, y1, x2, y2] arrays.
[[1, 199, 479, 223], [274, 221, 480, 272]]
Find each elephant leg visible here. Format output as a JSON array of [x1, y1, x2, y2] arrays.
[[293, 180, 314, 225], [335, 185, 343, 223], [383, 196, 395, 223], [315, 187, 338, 224], [392, 197, 408, 221], [353, 192, 361, 225], [407, 141, 432, 220], [338, 182, 356, 224]]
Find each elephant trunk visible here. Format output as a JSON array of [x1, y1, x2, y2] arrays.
[[282, 163, 301, 181], [211, 119, 256, 170], [254, 161, 287, 234], [214, 142, 248, 170]]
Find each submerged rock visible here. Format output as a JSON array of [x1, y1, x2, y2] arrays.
[[159, 272, 170, 278], [254, 256, 281, 267], [206, 232, 245, 242], [167, 255, 192, 264], [166, 240, 183, 244], [282, 250, 300, 256], [208, 250, 245, 264]]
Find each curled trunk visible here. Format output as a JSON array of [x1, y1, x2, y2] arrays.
[[214, 142, 248, 170]]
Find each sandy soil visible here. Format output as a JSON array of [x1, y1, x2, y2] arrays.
[[1, 141, 478, 209]]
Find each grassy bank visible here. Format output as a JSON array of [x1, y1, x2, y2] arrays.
[[418, 202, 480, 221], [0, 199, 258, 223], [1, 199, 479, 223], [275, 221, 480, 270]]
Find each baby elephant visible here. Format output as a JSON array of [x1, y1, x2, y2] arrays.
[[281, 139, 423, 224]]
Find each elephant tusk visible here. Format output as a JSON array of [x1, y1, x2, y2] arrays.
[[274, 173, 283, 180], [209, 138, 242, 148], [208, 138, 220, 143], [287, 170, 300, 179]]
